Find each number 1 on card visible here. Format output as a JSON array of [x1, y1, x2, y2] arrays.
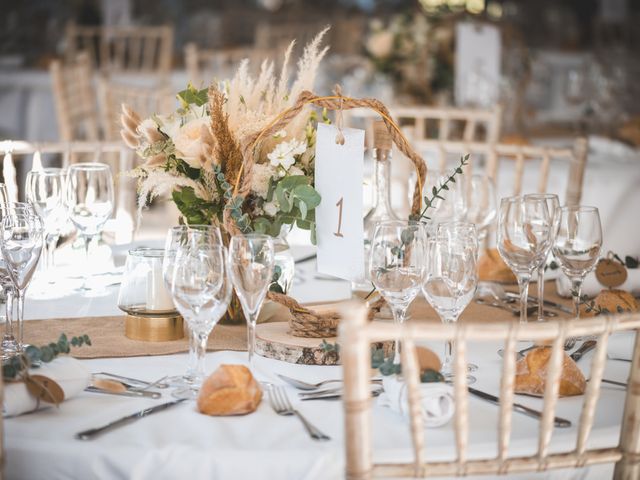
[[334, 197, 344, 238]]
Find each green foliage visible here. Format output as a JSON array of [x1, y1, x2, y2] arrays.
[[172, 187, 217, 225], [320, 339, 340, 354], [177, 84, 208, 108], [269, 265, 284, 294], [3, 333, 91, 380], [370, 346, 445, 383]]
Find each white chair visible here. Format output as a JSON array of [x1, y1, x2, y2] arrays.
[[64, 22, 174, 75], [339, 302, 640, 479]]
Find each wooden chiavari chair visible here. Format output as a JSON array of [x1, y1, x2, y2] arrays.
[[64, 22, 173, 75], [49, 53, 100, 142], [340, 301, 640, 479]]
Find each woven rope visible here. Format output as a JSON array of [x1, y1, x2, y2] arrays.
[[224, 90, 427, 338]]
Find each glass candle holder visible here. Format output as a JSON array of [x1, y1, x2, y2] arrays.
[[117, 247, 184, 341]]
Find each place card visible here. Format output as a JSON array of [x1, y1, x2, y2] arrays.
[[314, 123, 365, 281], [596, 258, 627, 288]]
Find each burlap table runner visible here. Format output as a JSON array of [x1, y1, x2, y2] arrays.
[[22, 282, 572, 359]]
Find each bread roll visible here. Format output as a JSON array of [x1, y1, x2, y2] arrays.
[[514, 347, 586, 397], [197, 364, 262, 416], [580, 289, 639, 317], [478, 248, 517, 284]]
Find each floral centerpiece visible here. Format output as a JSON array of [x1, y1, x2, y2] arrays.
[[120, 30, 329, 323]]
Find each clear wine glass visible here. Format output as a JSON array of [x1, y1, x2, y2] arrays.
[[65, 163, 114, 293], [497, 196, 552, 323], [370, 220, 425, 363], [228, 234, 275, 371], [162, 225, 222, 387], [422, 222, 478, 382], [26, 168, 66, 278], [170, 232, 231, 400], [524, 193, 560, 321], [553, 206, 602, 322], [0, 210, 44, 358], [465, 174, 497, 247]]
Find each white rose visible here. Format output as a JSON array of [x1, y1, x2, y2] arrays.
[[367, 31, 393, 58], [263, 201, 279, 216], [267, 139, 307, 171], [172, 117, 210, 168], [157, 114, 181, 140], [251, 163, 276, 199]]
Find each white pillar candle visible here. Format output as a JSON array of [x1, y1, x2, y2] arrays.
[[146, 263, 175, 312]]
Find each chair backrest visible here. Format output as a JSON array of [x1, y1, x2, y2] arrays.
[[339, 302, 640, 479], [345, 105, 502, 152], [415, 139, 588, 206], [97, 78, 174, 141], [184, 43, 277, 86], [0, 140, 136, 243], [64, 22, 173, 75], [49, 53, 100, 142]]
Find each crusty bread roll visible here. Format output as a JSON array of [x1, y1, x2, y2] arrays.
[[580, 289, 639, 317], [514, 347, 586, 397], [197, 364, 262, 416], [478, 248, 517, 284]]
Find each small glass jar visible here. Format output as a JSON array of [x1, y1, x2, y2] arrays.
[[117, 247, 183, 341]]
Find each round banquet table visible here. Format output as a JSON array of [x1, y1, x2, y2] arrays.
[[5, 244, 633, 480]]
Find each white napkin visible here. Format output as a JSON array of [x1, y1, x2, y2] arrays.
[[3, 356, 90, 417], [379, 376, 454, 428], [556, 269, 640, 298], [608, 332, 636, 361]]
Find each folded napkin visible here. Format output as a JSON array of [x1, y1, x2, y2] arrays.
[[3, 356, 90, 417], [556, 269, 640, 298], [608, 332, 636, 361], [378, 376, 454, 428]]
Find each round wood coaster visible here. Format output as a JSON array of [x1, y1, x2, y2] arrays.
[[255, 322, 394, 366]]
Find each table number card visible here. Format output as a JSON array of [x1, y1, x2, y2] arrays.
[[314, 123, 365, 281]]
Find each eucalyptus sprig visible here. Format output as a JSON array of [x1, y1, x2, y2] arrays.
[[3, 333, 92, 381]]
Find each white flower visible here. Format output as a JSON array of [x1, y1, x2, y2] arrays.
[[267, 139, 307, 171], [366, 31, 394, 59], [263, 201, 279, 216], [251, 163, 276, 199], [288, 165, 304, 176], [172, 117, 210, 168], [273, 129, 287, 139], [157, 114, 182, 140]]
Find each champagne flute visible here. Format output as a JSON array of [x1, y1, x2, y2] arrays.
[[422, 222, 478, 381], [162, 225, 222, 387], [26, 169, 66, 281], [171, 233, 231, 400], [228, 234, 275, 371], [524, 193, 560, 321], [370, 220, 425, 363], [553, 206, 602, 321], [497, 196, 552, 323], [65, 163, 114, 293], [0, 211, 44, 358]]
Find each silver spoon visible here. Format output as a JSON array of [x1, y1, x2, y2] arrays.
[[278, 373, 382, 391]]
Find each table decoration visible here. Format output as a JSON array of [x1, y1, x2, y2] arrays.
[[197, 364, 262, 416], [117, 246, 183, 342], [120, 31, 433, 345]]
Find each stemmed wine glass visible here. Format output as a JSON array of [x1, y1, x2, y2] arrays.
[[170, 230, 231, 399], [26, 168, 66, 279], [0, 210, 44, 358], [422, 222, 479, 382], [370, 220, 425, 363], [162, 225, 222, 387], [497, 196, 553, 323], [465, 174, 497, 246], [553, 206, 602, 322], [65, 163, 114, 293], [524, 193, 560, 321], [228, 234, 275, 372]]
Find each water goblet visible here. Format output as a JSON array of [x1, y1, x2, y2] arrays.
[[524, 193, 560, 321], [370, 220, 425, 363], [65, 163, 114, 293], [228, 234, 275, 371], [170, 234, 231, 400], [553, 206, 602, 322], [497, 196, 552, 323]]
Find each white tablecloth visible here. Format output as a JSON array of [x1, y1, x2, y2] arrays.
[[5, 242, 632, 479]]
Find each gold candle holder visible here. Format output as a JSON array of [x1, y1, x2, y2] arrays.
[[125, 313, 184, 342]]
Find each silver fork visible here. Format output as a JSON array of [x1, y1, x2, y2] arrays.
[[268, 386, 331, 441]]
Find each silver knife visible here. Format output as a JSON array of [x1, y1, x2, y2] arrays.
[[505, 292, 574, 315], [468, 387, 571, 428], [570, 340, 597, 362], [75, 398, 186, 440], [85, 386, 161, 399]]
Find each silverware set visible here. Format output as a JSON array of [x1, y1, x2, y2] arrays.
[[267, 386, 331, 441]]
